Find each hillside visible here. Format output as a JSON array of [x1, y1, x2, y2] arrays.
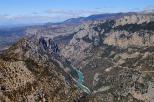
[[0, 36, 83, 102]]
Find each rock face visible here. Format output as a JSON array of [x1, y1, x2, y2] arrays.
[[1, 12, 154, 102]]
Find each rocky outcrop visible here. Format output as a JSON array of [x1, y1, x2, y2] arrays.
[[115, 14, 154, 26], [104, 30, 154, 48]]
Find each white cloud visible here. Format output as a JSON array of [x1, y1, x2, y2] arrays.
[[144, 5, 154, 10], [0, 15, 53, 26], [45, 8, 108, 17], [0, 8, 110, 26], [141, 5, 154, 13]]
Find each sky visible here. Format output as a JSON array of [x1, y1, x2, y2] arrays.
[[0, 0, 154, 26]]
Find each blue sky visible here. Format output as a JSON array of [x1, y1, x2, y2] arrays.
[[0, 0, 154, 25]]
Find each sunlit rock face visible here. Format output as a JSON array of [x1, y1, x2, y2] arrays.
[[104, 30, 154, 48], [115, 14, 154, 26]]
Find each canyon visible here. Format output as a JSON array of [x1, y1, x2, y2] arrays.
[[0, 12, 154, 102]]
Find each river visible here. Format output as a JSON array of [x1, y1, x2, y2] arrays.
[[39, 37, 91, 94], [71, 65, 91, 94]]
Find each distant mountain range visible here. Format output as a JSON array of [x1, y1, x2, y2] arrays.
[[0, 12, 140, 51]]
